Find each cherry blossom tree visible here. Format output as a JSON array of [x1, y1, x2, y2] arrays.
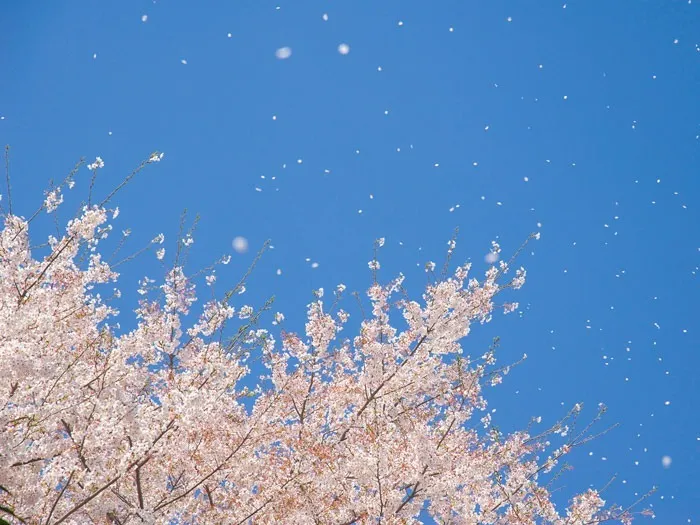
[[0, 154, 651, 524]]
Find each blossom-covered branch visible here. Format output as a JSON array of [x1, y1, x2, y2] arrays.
[[0, 156, 651, 524]]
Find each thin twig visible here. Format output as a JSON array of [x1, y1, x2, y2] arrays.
[[4, 145, 12, 216]]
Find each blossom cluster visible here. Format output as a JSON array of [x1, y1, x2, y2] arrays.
[[0, 204, 644, 524]]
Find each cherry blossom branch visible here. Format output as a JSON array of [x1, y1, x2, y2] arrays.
[[135, 466, 145, 509], [338, 331, 431, 443], [60, 418, 90, 472], [4, 145, 12, 216], [96, 154, 155, 209], [51, 475, 120, 525], [43, 470, 74, 525], [233, 474, 298, 525], [17, 235, 76, 306], [153, 428, 253, 511]]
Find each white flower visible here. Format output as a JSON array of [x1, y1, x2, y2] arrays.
[[511, 267, 527, 289], [239, 305, 254, 319], [205, 274, 216, 286], [503, 302, 518, 314], [377, 237, 385, 247], [67, 206, 107, 240], [368, 260, 380, 270], [182, 235, 194, 247], [152, 233, 165, 244], [156, 248, 165, 260], [148, 152, 164, 163], [112, 207, 120, 219], [273, 312, 285, 325], [336, 283, 346, 294], [44, 189, 63, 213], [87, 156, 104, 171]]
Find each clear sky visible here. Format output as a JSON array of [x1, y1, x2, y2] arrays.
[[1, 1, 698, 522]]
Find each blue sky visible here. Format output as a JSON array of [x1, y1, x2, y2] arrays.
[[1, 1, 698, 522]]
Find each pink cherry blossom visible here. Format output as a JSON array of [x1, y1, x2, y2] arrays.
[[0, 191, 652, 524]]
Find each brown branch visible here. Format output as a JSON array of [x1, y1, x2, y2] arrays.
[[135, 467, 145, 509], [61, 419, 90, 472], [234, 497, 275, 525], [395, 464, 429, 516], [52, 475, 120, 525], [11, 454, 57, 468], [436, 418, 456, 450], [44, 470, 74, 525], [18, 235, 77, 306], [394, 481, 421, 516], [376, 458, 385, 521], [205, 484, 214, 508], [233, 474, 297, 525], [339, 332, 431, 443], [153, 427, 254, 511]]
